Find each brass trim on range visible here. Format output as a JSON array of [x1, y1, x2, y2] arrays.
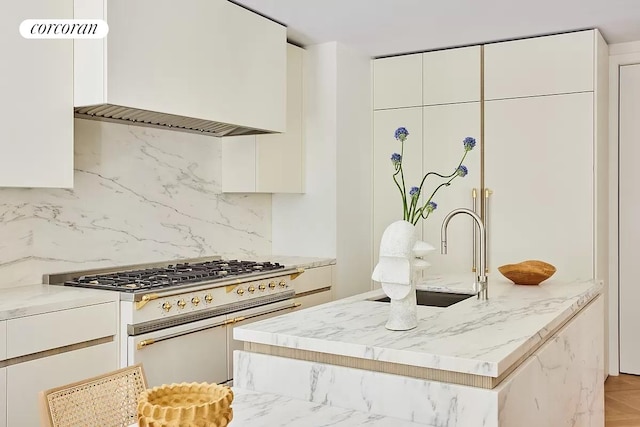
[[135, 294, 159, 310], [289, 268, 305, 280], [225, 279, 242, 293]]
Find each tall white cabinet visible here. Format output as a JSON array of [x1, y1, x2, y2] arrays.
[[372, 30, 608, 283], [0, 0, 73, 188]]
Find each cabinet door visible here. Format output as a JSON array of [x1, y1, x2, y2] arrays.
[[373, 54, 422, 109], [0, 0, 73, 188], [0, 367, 5, 427], [423, 46, 481, 105], [7, 342, 117, 427], [484, 30, 594, 100], [422, 103, 481, 275], [484, 93, 593, 279], [256, 44, 305, 193], [373, 108, 423, 263]]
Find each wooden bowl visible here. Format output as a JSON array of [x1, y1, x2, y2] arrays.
[[497, 260, 556, 285]]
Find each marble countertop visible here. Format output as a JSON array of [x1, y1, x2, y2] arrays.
[[229, 387, 425, 426], [234, 274, 602, 378], [222, 254, 335, 270], [0, 285, 118, 321]]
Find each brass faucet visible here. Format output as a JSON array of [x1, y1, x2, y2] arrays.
[[441, 208, 488, 300]]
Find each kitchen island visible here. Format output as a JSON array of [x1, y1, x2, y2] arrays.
[[233, 275, 604, 426]]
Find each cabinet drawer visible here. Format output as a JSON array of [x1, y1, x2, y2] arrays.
[[7, 341, 116, 427], [484, 30, 594, 100], [6, 302, 116, 358], [291, 266, 333, 295], [294, 290, 333, 311], [0, 321, 6, 361]]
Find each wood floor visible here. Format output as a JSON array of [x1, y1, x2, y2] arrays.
[[606, 374, 640, 426]]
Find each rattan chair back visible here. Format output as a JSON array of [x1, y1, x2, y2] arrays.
[[39, 364, 148, 427]]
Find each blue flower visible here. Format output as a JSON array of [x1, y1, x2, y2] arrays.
[[409, 186, 420, 197], [426, 201, 437, 213], [463, 137, 476, 152], [456, 165, 468, 177], [394, 127, 409, 142], [391, 153, 402, 166]]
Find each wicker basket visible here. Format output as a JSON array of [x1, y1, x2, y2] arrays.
[[137, 382, 233, 427]]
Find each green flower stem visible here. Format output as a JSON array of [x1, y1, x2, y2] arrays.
[[412, 176, 457, 225], [392, 170, 407, 220], [399, 140, 408, 221]]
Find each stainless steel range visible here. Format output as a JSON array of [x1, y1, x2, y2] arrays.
[[45, 256, 302, 387]]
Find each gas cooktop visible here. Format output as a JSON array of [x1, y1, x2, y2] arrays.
[[59, 259, 285, 293]]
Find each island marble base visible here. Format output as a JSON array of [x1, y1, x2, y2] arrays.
[[234, 296, 604, 426]]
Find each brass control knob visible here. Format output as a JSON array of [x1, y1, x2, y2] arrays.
[[258, 283, 266, 291], [248, 285, 256, 293], [177, 299, 186, 309], [237, 288, 245, 296], [279, 280, 287, 288], [162, 302, 172, 312], [204, 294, 213, 303], [268, 281, 276, 289], [191, 296, 200, 306]]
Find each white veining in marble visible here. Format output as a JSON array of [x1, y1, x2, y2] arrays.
[[0, 284, 118, 321], [497, 295, 604, 426], [234, 275, 602, 377], [230, 387, 428, 427], [234, 351, 497, 426], [0, 120, 271, 288]]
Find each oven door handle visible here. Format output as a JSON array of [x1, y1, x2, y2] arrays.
[[137, 319, 228, 350], [230, 301, 301, 324]]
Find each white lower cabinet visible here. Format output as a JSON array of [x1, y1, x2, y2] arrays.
[[7, 341, 117, 427], [0, 367, 6, 427], [293, 290, 332, 312]]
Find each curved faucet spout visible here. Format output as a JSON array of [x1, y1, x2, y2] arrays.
[[440, 208, 488, 299]]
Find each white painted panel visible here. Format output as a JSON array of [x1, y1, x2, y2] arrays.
[[257, 44, 305, 193], [291, 266, 332, 295], [484, 93, 593, 279], [0, 367, 5, 427], [484, 30, 594, 100], [0, 0, 73, 188], [619, 63, 640, 375], [221, 136, 257, 193], [373, 107, 423, 264], [0, 322, 5, 361], [373, 54, 422, 109], [104, 0, 286, 132], [422, 102, 481, 275], [423, 46, 481, 105], [6, 302, 116, 358], [73, 0, 105, 106], [7, 342, 117, 427]]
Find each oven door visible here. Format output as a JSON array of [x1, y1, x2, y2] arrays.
[[227, 299, 299, 382], [128, 314, 228, 388]]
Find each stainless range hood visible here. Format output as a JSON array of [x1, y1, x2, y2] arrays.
[[74, 104, 272, 137], [74, 0, 286, 138]]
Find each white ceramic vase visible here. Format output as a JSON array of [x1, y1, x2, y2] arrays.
[[371, 220, 434, 331]]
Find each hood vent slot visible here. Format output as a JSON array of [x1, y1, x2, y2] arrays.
[[74, 104, 271, 137]]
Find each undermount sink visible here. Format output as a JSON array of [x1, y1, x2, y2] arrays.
[[373, 290, 474, 308]]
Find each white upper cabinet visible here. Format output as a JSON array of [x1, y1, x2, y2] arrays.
[[75, 0, 286, 133], [222, 44, 305, 193], [373, 54, 422, 109], [423, 46, 481, 105], [0, 0, 73, 188], [484, 30, 594, 100]]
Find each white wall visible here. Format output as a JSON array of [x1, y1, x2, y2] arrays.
[[0, 120, 272, 288], [272, 41, 373, 298]]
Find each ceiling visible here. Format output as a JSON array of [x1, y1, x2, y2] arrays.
[[234, 0, 640, 57]]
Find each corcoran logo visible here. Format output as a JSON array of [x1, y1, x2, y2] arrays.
[[19, 19, 108, 39]]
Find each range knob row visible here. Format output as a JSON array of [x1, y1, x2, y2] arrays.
[[236, 280, 288, 296], [161, 293, 213, 312]]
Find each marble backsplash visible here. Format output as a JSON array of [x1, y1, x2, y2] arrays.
[[0, 120, 271, 288]]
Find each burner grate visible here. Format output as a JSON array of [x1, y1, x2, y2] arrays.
[[63, 260, 284, 292]]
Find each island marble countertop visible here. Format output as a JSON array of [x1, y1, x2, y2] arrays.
[[0, 285, 118, 321], [234, 274, 602, 378]]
